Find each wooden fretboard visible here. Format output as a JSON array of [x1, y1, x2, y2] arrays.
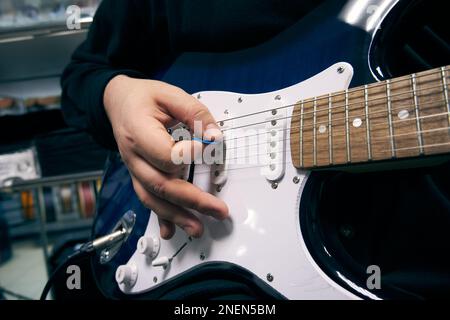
[[290, 66, 450, 169]]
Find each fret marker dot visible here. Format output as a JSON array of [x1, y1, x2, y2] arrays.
[[352, 118, 362, 128], [398, 110, 409, 120], [318, 125, 327, 134]]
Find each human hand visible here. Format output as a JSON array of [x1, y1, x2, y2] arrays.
[[104, 75, 229, 239]]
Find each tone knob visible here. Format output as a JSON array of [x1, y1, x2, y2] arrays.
[[115, 264, 137, 287], [137, 236, 160, 258]]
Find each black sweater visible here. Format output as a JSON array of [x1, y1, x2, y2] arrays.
[[61, 0, 323, 149]]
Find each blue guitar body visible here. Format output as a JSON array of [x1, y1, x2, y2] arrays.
[[92, 0, 447, 299]]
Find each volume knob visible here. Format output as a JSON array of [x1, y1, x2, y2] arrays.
[[115, 263, 137, 288], [137, 236, 160, 258]]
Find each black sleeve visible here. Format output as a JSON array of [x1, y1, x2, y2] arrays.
[[60, 0, 167, 150]]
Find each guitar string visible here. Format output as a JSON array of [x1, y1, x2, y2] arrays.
[[214, 69, 449, 125], [193, 142, 450, 175], [221, 121, 450, 160], [193, 110, 450, 167], [181, 69, 450, 174], [214, 68, 449, 125], [220, 96, 447, 152], [220, 83, 447, 132], [224, 105, 448, 155], [219, 79, 446, 131], [221, 126, 450, 163]]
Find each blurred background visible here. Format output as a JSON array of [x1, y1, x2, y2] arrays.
[[0, 0, 106, 300]]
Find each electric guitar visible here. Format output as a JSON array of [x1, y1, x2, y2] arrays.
[[91, 0, 450, 299]]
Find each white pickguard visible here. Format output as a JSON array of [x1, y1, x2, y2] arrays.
[[116, 63, 361, 299]]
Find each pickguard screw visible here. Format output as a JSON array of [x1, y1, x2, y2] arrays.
[[153, 276, 158, 283], [167, 128, 172, 134], [271, 109, 277, 115], [197, 94, 202, 99], [224, 109, 229, 115], [216, 185, 222, 192], [214, 170, 220, 177], [238, 97, 243, 103], [266, 273, 274, 282], [293, 176, 300, 184], [219, 121, 224, 127], [271, 120, 277, 126], [337, 66, 345, 74], [275, 95, 281, 100], [271, 182, 278, 189], [200, 253, 206, 261]]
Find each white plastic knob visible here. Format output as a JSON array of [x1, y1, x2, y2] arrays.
[[115, 264, 137, 287], [152, 256, 170, 268], [137, 236, 160, 258]]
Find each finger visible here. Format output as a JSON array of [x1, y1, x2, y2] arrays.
[[132, 118, 207, 173], [154, 82, 223, 140], [129, 154, 229, 220], [132, 178, 204, 238], [130, 118, 178, 173], [158, 217, 175, 240]]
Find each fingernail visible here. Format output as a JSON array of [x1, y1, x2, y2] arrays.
[[204, 123, 223, 142], [183, 224, 203, 238], [207, 210, 229, 220]]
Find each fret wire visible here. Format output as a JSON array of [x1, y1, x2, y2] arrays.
[[328, 93, 333, 164], [364, 85, 372, 161], [300, 101, 305, 168], [313, 97, 317, 167], [441, 67, 450, 126], [411, 74, 424, 154], [345, 90, 351, 163], [386, 80, 396, 158]]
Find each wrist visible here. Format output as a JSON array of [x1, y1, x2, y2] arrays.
[[103, 74, 132, 121]]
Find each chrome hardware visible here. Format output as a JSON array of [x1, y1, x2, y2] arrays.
[[100, 210, 136, 264]]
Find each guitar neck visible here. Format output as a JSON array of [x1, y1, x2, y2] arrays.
[[290, 66, 450, 169]]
